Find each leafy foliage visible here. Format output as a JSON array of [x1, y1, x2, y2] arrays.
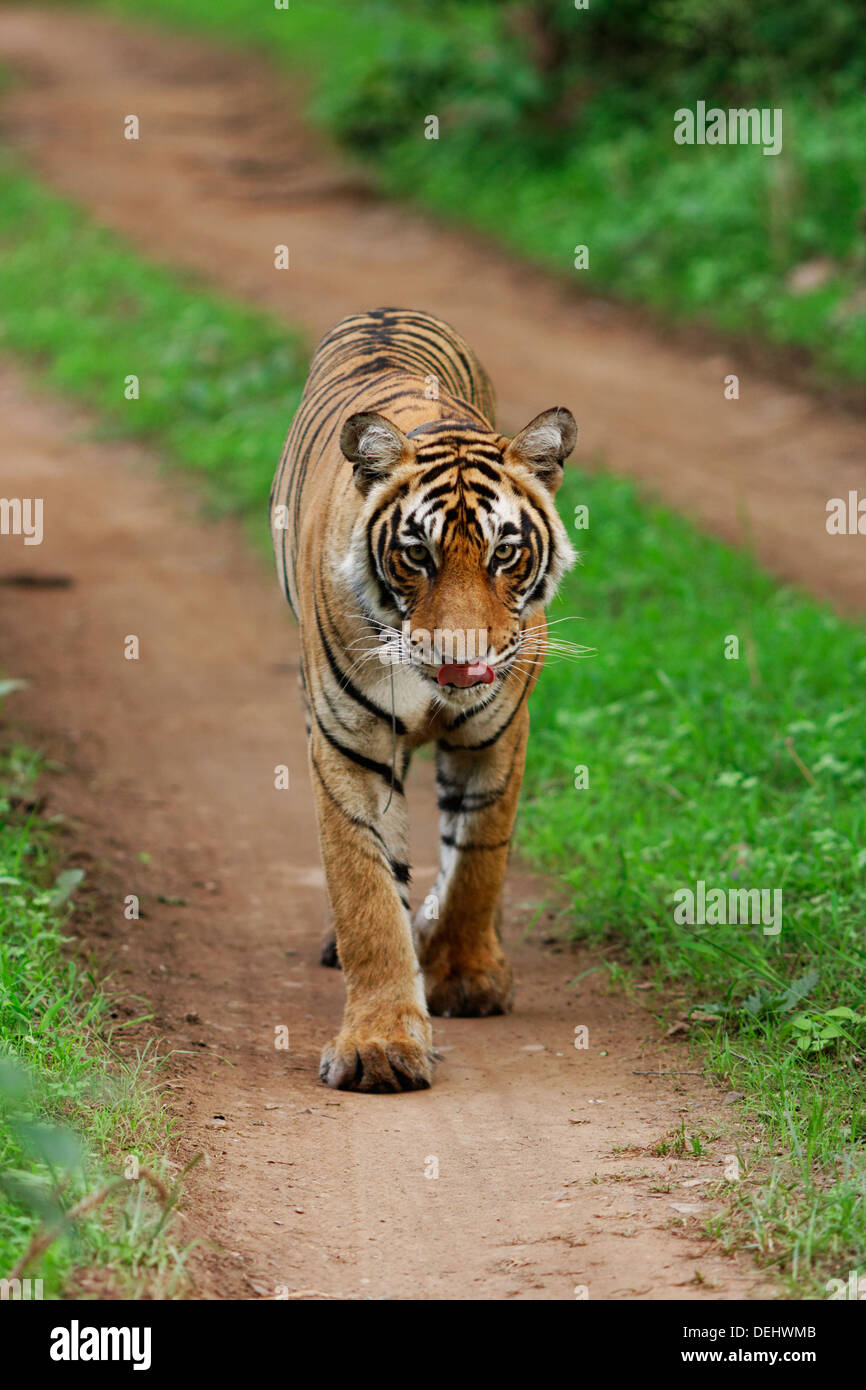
[[85, 0, 866, 380], [0, 735, 184, 1294]]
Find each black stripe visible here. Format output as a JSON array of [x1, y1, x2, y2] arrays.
[[315, 597, 407, 736], [462, 459, 501, 482], [316, 717, 404, 795], [439, 666, 534, 750], [440, 835, 511, 852], [437, 788, 504, 813], [413, 461, 458, 486], [310, 752, 389, 853]]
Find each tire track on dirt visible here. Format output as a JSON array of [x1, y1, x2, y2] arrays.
[[0, 6, 863, 615], [0, 363, 771, 1298]]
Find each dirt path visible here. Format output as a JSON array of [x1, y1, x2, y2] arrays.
[[0, 362, 773, 1299], [0, 6, 864, 616]]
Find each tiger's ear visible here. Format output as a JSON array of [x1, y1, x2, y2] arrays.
[[503, 407, 576, 493], [340, 412, 415, 495]]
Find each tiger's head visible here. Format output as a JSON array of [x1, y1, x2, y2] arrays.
[[338, 407, 577, 701]]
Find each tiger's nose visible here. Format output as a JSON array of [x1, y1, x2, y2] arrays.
[[437, 662, 495, 688]]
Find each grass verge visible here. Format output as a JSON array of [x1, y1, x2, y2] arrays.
[[1, 156, 864, 1294], [82, 0, 866, 386], [0, 153, 306, 547], [523, 473, 866, 1294], [0, 704, 191, 1297]]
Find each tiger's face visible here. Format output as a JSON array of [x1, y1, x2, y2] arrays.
[[339, 409, 577, 701]]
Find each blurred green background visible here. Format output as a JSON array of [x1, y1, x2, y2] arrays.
[[90, 0, 866, 383]]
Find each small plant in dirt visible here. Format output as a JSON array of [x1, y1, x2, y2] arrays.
[[652, 1122, 712, 1158], [789, 1008, 865, 1055]]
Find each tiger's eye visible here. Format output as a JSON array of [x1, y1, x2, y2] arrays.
[[494, 542, 516, 561], [405, 543, 428, 564]]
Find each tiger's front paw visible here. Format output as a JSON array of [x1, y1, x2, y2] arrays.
[[424, 953, 514, 1018], [319, 1010, 434, 1092]]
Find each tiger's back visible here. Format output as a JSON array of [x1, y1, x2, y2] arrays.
[[270, 307, 496, 617]]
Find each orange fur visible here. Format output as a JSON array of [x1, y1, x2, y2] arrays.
[[270, 309, 576, 1090]]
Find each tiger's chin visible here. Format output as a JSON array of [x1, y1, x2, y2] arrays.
[[414, 662, 509, 712]]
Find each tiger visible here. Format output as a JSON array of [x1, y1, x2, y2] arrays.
[[270, 307, 576, 1092]]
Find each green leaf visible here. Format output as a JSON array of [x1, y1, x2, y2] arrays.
[[0, 679, 28, 699], [0, 1058, 31, 1102], [48, 867, 85, 907], [15, 1119, 83, 1172], [779, 970, 821, 1012]]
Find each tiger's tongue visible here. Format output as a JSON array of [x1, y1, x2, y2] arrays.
[[437, 663, 495, 688]]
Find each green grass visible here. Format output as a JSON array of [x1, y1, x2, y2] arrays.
[[1, 155, 865, 1293], [81, 0, 866, 385], [530, 471, 866, 1291], [0, 722, 189, 1297], [0, 154, 306, 542]]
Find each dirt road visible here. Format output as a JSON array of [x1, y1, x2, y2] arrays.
[[0, 365, 771, 1299], [0, 6, 864, 616]]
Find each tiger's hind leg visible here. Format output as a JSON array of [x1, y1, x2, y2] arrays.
[[319, 906, 340, 968], [413, 709, 527, 1017]]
